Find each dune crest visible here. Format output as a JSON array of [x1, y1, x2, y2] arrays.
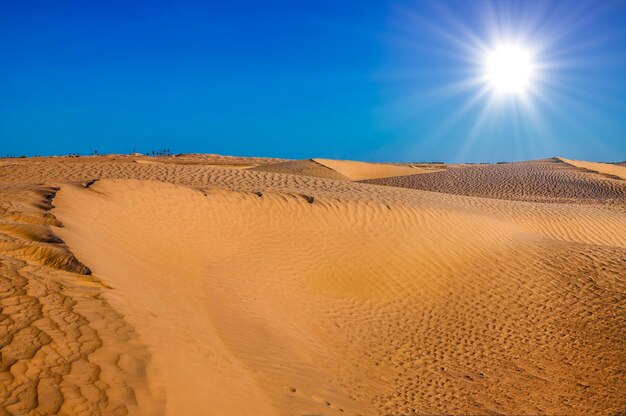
[[250, 159, 351, 180], [252, 157, 439, 181], [559, 156, 626, 180], [313, 158, 437, 180]]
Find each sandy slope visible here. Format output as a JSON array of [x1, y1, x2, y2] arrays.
[[0, 154, 625, 415], [252, 158, 438, 181], [366, 158, 626, 207], [560, 157, 626, 180], [0, 183, 162, 415], [312, 158, 433, 180], [250, 159, 351, 180]]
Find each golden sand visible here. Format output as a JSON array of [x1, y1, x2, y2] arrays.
[[0, 154, 624, 415]]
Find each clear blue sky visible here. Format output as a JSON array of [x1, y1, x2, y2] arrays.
[[1, 0, 625, 162]]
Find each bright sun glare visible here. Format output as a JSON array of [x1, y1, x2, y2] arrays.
[[485, 44, 534, 94]]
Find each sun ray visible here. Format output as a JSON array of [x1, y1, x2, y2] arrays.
[[378, 0, 624, 163]]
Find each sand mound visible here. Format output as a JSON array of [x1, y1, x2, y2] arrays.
[[250, 159, 350, 180], [252, 158, 435, 181], [52, 178, 625, 415], [313, 158, 434, 180], [560, 157, 626, 180]]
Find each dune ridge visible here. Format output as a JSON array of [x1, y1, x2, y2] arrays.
[[559, 156, 626, 180], [249, 158, 351, 180], [251, 157, 440, 181], [313, 158, 438, 180]]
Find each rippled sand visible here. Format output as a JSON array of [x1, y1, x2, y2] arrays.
[[1, 154, 624, 415]]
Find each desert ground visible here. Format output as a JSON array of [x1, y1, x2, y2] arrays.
[[0, 154, 624, 415]]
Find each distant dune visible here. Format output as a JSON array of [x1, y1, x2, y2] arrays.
[[365, 158, 626, 206], [0, 154, 624, 415], [559, 156, 626, 180], [250, 158, 351, 180], [312, 158, 436, 180], [250, 157, 436, 181]]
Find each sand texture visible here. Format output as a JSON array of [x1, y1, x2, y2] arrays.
[[559, 157, 626, 180], [311, 158, 436, 180], [0, 154, 624, 415]]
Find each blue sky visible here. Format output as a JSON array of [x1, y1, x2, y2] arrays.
[[1, 0, 625, 162]]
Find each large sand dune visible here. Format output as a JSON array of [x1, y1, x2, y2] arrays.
[[0, 155, 624, 415]]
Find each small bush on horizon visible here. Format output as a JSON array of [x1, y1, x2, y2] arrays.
[[148, 149, 172, 157]]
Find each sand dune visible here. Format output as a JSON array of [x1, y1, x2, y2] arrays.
[[0, 154, 624, 415], [250, 159, 351, 180], [252, 158, 438, 181], [312, 158, 435, 180], [366, 158, 626, 206], [560, 156, 626, 180]]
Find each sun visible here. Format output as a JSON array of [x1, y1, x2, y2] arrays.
[[484, 44, 535, 94]]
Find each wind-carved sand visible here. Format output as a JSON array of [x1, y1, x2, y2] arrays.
[[559, 157, 626, 180], [0, 154, 624, 415]]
